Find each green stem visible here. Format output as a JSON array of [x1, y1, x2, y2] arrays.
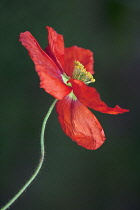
[[1, 99, 57, 210]]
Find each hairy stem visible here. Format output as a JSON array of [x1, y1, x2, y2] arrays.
[[1, 99, 57, 210]]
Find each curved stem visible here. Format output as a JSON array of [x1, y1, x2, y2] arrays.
[[1, 99, 57, 210]]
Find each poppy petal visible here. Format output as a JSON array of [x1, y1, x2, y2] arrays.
[[70, 79, 129, 114], [64, 46, 94, 77], [45, 26, 65, 71], [19, 31, 71, 100], [56, 96, 106, 150]]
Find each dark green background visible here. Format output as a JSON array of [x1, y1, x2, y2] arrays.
[[0, 0, 139, 209]]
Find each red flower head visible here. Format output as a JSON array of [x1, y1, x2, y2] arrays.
[[19, 26, 129, 150]]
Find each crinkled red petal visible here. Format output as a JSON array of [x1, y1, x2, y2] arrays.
[[56, 96, 106, 150], [45, 26, 65, 72], [70, 79, 129, 114], [19, 31, 71, 100], [64, 46, 94, 77]]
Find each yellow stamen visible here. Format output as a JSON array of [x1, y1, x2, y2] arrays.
[[72, 60, 95, 84]]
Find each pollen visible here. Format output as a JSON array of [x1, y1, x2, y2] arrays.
[[72, 60, 95, 84]]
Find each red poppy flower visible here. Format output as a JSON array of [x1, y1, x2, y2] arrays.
[[19, 26, 129, 150]]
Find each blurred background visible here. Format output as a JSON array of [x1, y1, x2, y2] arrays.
[[0, 0, 139, 209]]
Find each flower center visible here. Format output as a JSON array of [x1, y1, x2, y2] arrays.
[[61, 61, 95, 100], [72, 60, 95, 84]]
